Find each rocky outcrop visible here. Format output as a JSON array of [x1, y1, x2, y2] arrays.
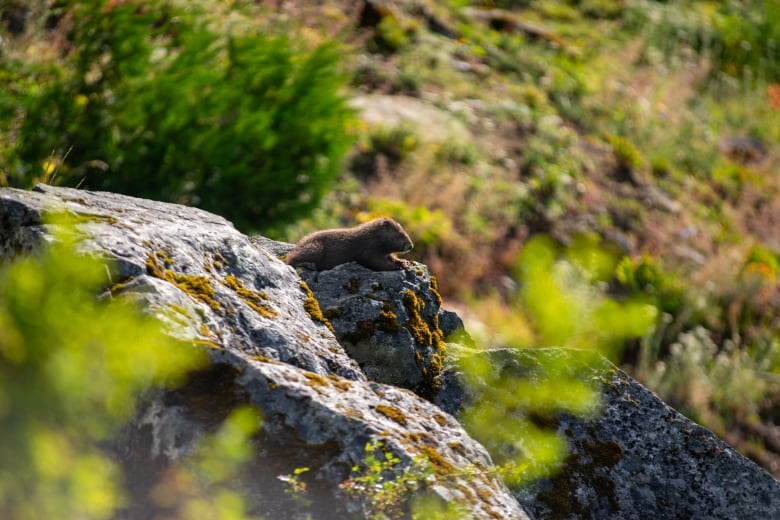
[[442, 348, 780, 520], [1, 184, 779, 519], [0, 185, 525, 519], [297, 263, 448, 400]]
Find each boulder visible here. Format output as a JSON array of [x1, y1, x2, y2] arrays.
[[441, 348, 780, 520], [297, 263, 447, 400], [0, 184, 526, 519]]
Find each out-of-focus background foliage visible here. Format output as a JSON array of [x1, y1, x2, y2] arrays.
[[1, 0, 779, 505]]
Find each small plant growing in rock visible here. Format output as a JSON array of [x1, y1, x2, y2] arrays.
[[278, 466, 313, 515], [340, 440, 435, 519]]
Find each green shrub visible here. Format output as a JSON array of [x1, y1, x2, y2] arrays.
[[615, 255, 688, 316], [366, 124, 420, 164], [608, 133, 643, 173], [1, 0, 354, 231], [641, 326, 780, 433], [374, 15, 418, 53]]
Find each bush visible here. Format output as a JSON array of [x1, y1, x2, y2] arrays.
[[1, 1, 354, 231], [615, 255, 688, 316]]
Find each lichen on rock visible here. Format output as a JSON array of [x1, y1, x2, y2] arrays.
[[296, 261, 450, 400]]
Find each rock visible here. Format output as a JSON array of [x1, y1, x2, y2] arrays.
[[0, 183, 363, 381], [441, 347, 780, 520], [0, 185, 527, 520], [350, 94, 472, 144], [718, 136, 768, 164], [296, 262, 448, 400]]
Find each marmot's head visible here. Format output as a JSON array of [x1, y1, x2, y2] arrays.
[[376, 218, 414, 253]]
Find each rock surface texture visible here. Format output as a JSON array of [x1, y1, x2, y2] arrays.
[[443, 348, 780, 520], [1, 184, 779, 519]]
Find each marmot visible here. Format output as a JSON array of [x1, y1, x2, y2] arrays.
[[285, 218, 414, 271]]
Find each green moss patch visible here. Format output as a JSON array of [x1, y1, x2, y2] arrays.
[[146, 250, 220, 311], [223, 274, 277, 319], [299, 281, 336, 333], [402, 289, 447, 399], [376, 404, 408, 426]]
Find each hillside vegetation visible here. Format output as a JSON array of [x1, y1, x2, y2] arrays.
[[1, 0, 779, 477]]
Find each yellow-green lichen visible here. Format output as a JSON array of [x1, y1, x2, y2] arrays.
[[169, 304, 189, 316], [327, 374, 353, 391], [402, 289, 447, 399], [419, 445, 454, 475], [303, 371, 330, 387], [378, 301, 399, 333], [429, 275, 443, 308], [299, 281, 336, 334], [74, 213, 119, 226], [433, 414, 448, 427], [109, 276, 135, 295], [403, 290, 433, 345], [190, 338, 223, 350], [146, 250, 220, 311], [376, 404, 408, 426], [198, 323, 211, 337], [403, 431, 436, 447], [195, 322, 223, 350], [223, 274, 277, 319], [447, 441, 466, 455]]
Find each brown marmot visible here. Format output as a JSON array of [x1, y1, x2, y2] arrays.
[[285, 218, 414, 271]]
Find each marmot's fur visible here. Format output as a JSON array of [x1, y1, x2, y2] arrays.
[[285, 218, 413, 271]]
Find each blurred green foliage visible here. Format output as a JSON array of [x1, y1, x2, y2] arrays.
[[150, 405, 263, 520], [519, 236, 657, 356], [615, 255, 689, 316], [627, 0, 780, 84], [0, 0, 354, 231], [461, 236, 656, 485], [0, 214, 207, 518], [365, 198, 455, 248]]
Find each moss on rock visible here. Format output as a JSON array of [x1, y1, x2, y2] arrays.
[[299, 281, 336, 334]]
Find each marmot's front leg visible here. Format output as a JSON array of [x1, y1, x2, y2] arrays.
[[359, 254, 407, 271]]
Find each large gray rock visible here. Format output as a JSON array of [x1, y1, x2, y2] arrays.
[[2, 185, 778, 519], [0, 185, 527, 520], [442, 347, 780, 520]]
